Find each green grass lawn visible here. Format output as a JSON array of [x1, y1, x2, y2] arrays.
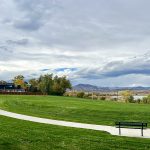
[[0, 115, 150, 150], [0, 95, 150, 126]]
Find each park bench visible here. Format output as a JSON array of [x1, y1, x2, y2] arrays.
[[115, 122, 147, 136]]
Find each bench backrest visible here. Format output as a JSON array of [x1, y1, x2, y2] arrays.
[[115, 122, 147, 127]]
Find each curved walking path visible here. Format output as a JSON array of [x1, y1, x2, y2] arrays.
[[0, 109, 150, 138]]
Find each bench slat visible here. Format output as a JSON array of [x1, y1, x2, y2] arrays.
[[115, 122, 147, 127]]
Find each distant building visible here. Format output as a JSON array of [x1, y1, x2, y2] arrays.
[[0, 83, 25, 92], [0, 83, 15, 90]]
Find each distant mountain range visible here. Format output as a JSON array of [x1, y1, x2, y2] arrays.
[[73, 84, 150, 91]]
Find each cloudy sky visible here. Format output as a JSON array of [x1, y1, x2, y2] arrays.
[[1, 0, 150, 86]]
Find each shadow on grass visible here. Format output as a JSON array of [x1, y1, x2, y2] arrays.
[[0, 138, 22, 150]]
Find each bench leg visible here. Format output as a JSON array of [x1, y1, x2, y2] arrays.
[[141, 124, 143, 136], [141, 129, 143, 136], [119, 127, 121, 135]]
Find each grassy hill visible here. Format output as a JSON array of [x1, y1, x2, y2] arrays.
[[0, 115, 150, 150], [0, 95, 150, 150], [0, 95, 150, 126]]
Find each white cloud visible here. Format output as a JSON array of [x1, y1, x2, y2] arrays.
[[0, 0, 150, 86]]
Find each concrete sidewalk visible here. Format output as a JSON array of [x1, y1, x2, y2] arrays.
[[0, 109, 150, 138]]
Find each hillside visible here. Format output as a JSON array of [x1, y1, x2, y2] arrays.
[[73, 84, 150, 92]]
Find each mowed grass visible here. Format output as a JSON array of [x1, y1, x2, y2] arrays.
[[0, 115, 150, 150], [0, 95, 150, 126]]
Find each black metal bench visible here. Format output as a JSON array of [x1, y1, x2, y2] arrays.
[[115, 122, 147, 136]]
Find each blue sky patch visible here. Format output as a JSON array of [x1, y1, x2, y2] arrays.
[[55, 68, 78, 72]]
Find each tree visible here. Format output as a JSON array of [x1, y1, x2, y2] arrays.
[[120, 90, 134, 103], [0, 80, 7, 85], [11, 74, 72, 95], [52, 76, 72, 95], [52, 75, 62, 95], [38, 74, 53, 95], [29, 78, 39, 92], [12, 75, 25, 89], [37, 74, 72, 95]]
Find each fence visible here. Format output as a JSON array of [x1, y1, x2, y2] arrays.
[[0, 91, 46, 95]]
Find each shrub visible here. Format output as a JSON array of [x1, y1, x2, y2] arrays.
[[136, 99, 141, 104], [147, 95, 150, 104], [63, 92, 69, 96], [89, 95, 98, 100], [142, 96, 150, 104], [77, 92, 85, 98], [142, 97, 148, 104], [101, 96, 106, 100], [83, 94, 90, 99], [111, 98, 117, 101], [127, 95, 134, 103], [120, 90, 134, 103]]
